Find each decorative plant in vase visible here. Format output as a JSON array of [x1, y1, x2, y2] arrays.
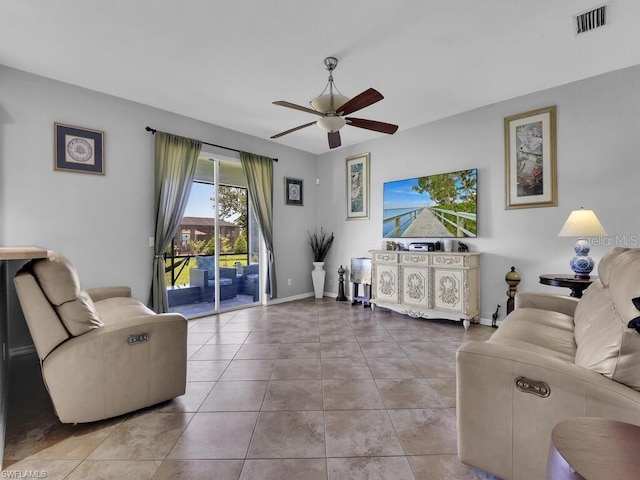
[[308, 228, 334, 298]]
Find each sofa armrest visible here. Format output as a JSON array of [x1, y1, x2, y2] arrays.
[[42, 312, 187, 423], [456, 340, 640, 480], [514, 292, 579, 317], [87, 286, 131, 302]]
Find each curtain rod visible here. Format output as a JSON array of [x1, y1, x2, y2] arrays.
[[145, 126, 278, 162]]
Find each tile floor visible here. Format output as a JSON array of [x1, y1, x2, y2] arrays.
[[2, 298, 499, 479]]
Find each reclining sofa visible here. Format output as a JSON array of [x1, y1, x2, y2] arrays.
[[13, 251, 187, 423], [457, 247, 640, 480]]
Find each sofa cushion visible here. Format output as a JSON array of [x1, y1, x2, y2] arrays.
[[574, 248, 640, 391], [32, 252, 103, 336]]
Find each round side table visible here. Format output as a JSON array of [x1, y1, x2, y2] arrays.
[[539, 274, 596, 298], [546, 417, 640, 480]]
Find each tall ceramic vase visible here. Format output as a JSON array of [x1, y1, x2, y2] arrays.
[[311, 262, 326, 299]]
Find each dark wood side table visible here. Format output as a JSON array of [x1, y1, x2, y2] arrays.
[[546, 417, 640, 480], [539, 274, 596, 298]]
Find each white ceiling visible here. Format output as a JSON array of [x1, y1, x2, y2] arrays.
[[1, 1, 639, 154]]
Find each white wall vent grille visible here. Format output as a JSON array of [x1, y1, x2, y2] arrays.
[[574, 4, 608, 34]]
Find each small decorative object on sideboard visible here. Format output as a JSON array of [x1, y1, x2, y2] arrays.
[[505, 266, 521, 314], [308, 228, 334, 299], [457, 242, 469, 252]]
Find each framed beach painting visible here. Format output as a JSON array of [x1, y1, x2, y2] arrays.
[[346, 152, 370, 220], [54, 123, 104, 175], [504, 106, 557, 209]]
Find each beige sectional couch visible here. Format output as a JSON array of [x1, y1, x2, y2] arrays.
[[456, 247, 640, 480]]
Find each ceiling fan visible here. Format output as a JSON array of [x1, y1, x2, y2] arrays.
[[271, 57, 399, 149]]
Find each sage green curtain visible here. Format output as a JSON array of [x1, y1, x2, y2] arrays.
[[150, 132, 202, 312], [240, 152, 277, 299]]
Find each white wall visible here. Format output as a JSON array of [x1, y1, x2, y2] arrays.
[[3, 62, 640, 334], [0, 65, 319, 346], [317, 64, 640, 323]]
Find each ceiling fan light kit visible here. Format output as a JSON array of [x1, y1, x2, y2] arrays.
[[271, 56, 398, 149]]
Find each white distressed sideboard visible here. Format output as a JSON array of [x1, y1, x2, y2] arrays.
[[370, 250, 481, 329]]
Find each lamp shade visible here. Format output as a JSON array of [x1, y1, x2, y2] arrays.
[[310, 93, 349, 114], [316, 116, 346, 132], [558, 208, 607, 237]]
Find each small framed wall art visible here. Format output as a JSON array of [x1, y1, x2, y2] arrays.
[[346, 152, 370, 220], [504, 106, 557, 209], [284, 177, 303, 206], [54, 123, 104, 175]]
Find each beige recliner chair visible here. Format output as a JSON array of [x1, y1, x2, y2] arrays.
[[457, 247, 640, 480], [13, 251, 187, 423]]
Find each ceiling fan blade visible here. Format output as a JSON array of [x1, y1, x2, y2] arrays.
[[273, 101, 324, 117], [346, 117, 399, 135], [328, 131, 341, 149], [339, 88, 384, 115], [271, 121, 317, 139]]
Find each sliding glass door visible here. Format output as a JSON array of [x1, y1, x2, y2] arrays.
[[165, 154, 261, 317]]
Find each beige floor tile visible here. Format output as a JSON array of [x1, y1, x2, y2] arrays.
[[320, 331, 359, 343], [398, 341, 449, 357], [153, 381, 215, 413], [387, 329, 430, 342], [327, 456, 416, 480], [376, 378, 446, 409], [205, 332, 250, 344], [277, 342, 320, 358], [219, 323, 255, 332], [271, 358, 322, 379], [411, 357, 457, 378], [262, 380, 323, 410], [427, 377, 457, 407], [189, 344, 242, 361], [366, 358, 423, 379], [409, 454, 501, 480], [240, 458, 326, 480], [235, 343, 281, 359], [321, 357, 373, 379], [244, 331, 286, 343], [320, 342, 363, 358], [152, 459, 244, 480], [4, 414, 122, 460], [88, 412, 192, 460], [188, 333, 216, 346], [65, 460, 162, 480], [359, 341, 407, 358], [247, 411, 325, 458], [168, 412, 258, 459], [353, 328, 394, 342], [187, 360, 230, 382], [388, 408, 458, 455], [199, 381, 268, 411], [323, 379, 385, 410], [218, 359, 275, 381], [325, 410, 404, 457]]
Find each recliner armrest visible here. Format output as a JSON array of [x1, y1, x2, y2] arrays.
[[86, 286, 131, 302], [514, 292, 579, 317]]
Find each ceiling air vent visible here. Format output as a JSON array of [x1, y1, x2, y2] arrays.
[[574, 4, 608, 35]]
